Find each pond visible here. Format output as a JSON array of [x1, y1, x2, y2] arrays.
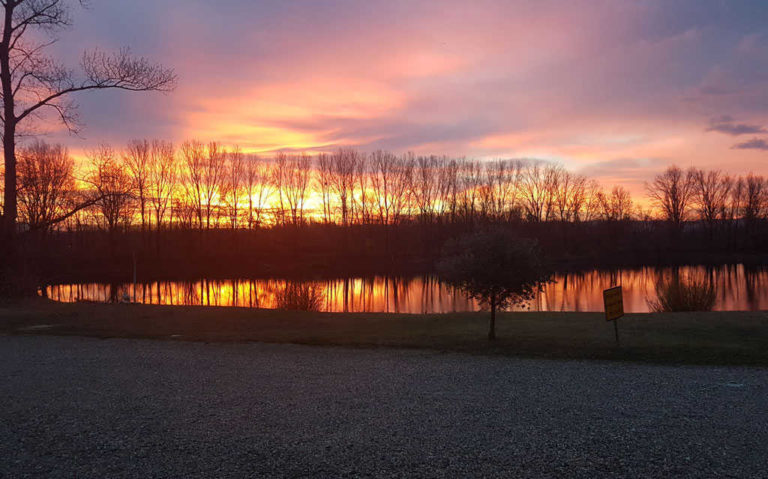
[[43, 264, 768, 313]]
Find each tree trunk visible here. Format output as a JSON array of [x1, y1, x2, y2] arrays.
[[488, 295, 496, 340], [2, 132, 15, 234], [1, 4, 22, 296]]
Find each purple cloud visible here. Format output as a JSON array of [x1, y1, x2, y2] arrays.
[[732, 138, 768, 150], [706, 116, 766, 135]]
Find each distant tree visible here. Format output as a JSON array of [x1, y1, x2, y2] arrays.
[[272, 152, 288, 225], [180, 140, 206, 229], [370, 150, 414, 225], [181, 140, 225, 229], [438, 159, 459, 221], [85, 146, 135, 234], [457, 159, 482, 222], [437, 230, 549, 340], [646, 166, 695, 225], [520, 162, 556, 222], [282, 153, 312, 225], [479, 159, 518, 221], [17, 141, 75, 233], [147, 140, 176, 231], [316, 153, 334, 224], [124, 140, 151, 231], [354, 153, 371, 224], [551, 168, 574, 222], [580, 179, 603, 222], [743, 173, 766, 222], [726, 176, 745, 222], [390, 154, 414, 224], [330, 148, 358, 226], [597, 185, 633, 221], [222, 146, 244, 228], [566, 174, 589, 222], [691, 169, 730, 228], [370, 150, 397, 224], [201, 142, 226, 228], [413, 155, 440, 222], [243, 155, 272, 228]]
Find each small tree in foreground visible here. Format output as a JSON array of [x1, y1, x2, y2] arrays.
[[437, 230, 549, 340]]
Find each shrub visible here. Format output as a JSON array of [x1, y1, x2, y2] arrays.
[[647, 275, 716, 312], [275, 282, 325, 311]]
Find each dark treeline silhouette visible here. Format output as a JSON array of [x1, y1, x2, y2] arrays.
[[4, 140, 768, 287]]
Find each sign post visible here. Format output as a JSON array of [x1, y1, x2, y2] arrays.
[[603, 286, 624, 345]]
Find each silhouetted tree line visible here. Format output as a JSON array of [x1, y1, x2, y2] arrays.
[[3, 140, 768, 285]]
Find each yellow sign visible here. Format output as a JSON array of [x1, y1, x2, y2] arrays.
[[603, 286, 624, 321]]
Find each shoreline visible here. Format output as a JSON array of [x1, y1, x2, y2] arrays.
[[2, 299, 767, 367]]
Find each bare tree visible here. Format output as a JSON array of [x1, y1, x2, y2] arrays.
[[391, 154, 414, 224], [716, 175, 734, 221], [1, 1, 176, 240], [180, 140, 206, 229], [16, 140, 74, 232], [243, 155, 272, 228], [413, 155, 440, 223], [222, 146, 244, 228], [691, 169, 731, 228], [271, 152, 289, 225], [147, 140, 176, 231], [567, 174, 588, 222], [457, 159, 482, 222], [478, 159, 516, 221], [330, 148, 358, 226], [497, 160, 523, 220], [370, 150, 396, 224], [180, 141, 225, 229], [370, 151, 414, 224], [580, 179, 603, 222], [612, 185, 633, 221], [124, 139, 151, 231], [552, 169, 574, 222], [520, 162, 548, 222], [646, 166, 694, 225], [202, 142, 226, 228], [354, 153, 370, 224], [85, 145, 135, 234], [316, 153, 334, 224], [726, 176, 745, 222], [541, 164, 561, 221], [597, 185, 633, 221], [282, 153, 312, 225], [743, 173, 766, 222], [438, 159, 459, 221]]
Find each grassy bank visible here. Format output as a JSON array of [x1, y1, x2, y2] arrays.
[[2, 299, 767, 366]]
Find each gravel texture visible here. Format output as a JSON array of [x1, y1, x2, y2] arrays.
[[1, 335, 767, 478]]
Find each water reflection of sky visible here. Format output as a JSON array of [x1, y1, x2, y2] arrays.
[[44, 265, 768, 313]]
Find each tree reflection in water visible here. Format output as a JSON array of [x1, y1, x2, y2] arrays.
[[43, 265, 768, 313]]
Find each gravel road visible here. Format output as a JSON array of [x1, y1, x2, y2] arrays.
[[1, 335, 767, 478]]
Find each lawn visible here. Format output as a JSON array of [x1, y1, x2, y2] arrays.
[[2, 298, 768, 366]]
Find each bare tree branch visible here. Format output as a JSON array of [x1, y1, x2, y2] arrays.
[[16, 47, 176, 123]]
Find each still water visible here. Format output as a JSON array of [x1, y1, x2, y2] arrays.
[[44, 264, 768, 313]]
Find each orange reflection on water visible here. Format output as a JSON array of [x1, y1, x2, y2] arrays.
[[44, 265, 768, 313]]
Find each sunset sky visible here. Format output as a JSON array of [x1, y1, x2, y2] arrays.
[[43, 0, 768, 195]]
